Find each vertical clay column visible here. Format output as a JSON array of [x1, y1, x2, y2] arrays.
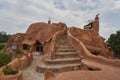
[[92, 14, 99, 34], [48, 17, 51, 24], [95, 14, 99, 34]]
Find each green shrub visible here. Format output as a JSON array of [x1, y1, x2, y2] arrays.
[[107, 30, 120, 59], [0, 43, 5, 50], [0, 51, 11, 67], [3, 66, 18, 75], [15, 48, 23, 55]]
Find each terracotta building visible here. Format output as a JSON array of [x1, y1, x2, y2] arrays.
[[4, 15, 120, 80], [5, 14, 113, 59]]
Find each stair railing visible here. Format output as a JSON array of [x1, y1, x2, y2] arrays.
[[50, 23, 67, 59], [67, 28, 120, 68]]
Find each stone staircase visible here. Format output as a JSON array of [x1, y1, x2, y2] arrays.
[[36, 35, 81, 73]]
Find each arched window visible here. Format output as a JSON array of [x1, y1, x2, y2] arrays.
[[23, 44, 30, 50]]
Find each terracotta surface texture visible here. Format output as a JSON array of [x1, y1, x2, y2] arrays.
[[5, 22, 67, 59]]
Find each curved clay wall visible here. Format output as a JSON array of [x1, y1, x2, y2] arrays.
[[5, 22, 67, 60], [68, 27, 113, 58], [48, 23, 67, 59], [0, 52, 33, 80], [67, 28, 120, 68], [45, 27, 120, 80], [43, 22, 67, 59]]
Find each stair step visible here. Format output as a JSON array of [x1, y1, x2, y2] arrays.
[[36, 35, 82, 73], [56, 46, 73, 49], [55, 52, 78, 58], [57, 49, 76, 52], [44, 57, 81, 64], [58, 41, 70, 44], [32, 52, 40, 56], [36, 63, 81, 73], [57, 43, 71, 46]]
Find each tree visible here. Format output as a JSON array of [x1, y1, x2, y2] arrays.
[[0, 43, 5, 50], [107, 30, 120, 59], [0, 31, 11, 43]]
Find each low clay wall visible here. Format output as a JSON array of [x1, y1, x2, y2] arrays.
[[0, 70, 22, 80], [0, 52, 33, 80]]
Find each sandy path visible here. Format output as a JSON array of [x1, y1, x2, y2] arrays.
[[22, 55, 44, 80]]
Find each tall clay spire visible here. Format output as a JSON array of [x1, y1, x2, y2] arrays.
[[48, 17, 51, 24]]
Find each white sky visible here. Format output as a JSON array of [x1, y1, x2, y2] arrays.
[[0, 0, 120, 39]]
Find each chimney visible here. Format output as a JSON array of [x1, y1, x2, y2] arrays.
[[48, 17, 51, 24]]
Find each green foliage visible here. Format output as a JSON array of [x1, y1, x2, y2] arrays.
[[3, 66, 18, 75], [0, 31, 11, 43], [107, 30, 120, 59], [0, 51, 11, 67], [0, 43, 5, 50], [15, 48, 23, 55]]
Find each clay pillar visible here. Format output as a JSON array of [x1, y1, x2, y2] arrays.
[[95, 14, 99, 34], [92, 14, 99, 34], [48, 17, 51, 24]]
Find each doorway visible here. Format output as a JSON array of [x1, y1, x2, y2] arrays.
[[35, 41, 43, 52]]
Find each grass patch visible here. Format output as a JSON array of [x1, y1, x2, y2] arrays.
[[0, 43, 5, 50], [0, 51, 11, 67], [15, 48, 23, 55], [3, 66, 18, 75]]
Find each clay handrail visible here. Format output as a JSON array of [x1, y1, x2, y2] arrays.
[[50, 24, 67, 59], [67, 28, 120, 68], [67, 28, 93, 58]]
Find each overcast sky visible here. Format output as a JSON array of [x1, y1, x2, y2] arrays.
[[0, 0, 120, 39]]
